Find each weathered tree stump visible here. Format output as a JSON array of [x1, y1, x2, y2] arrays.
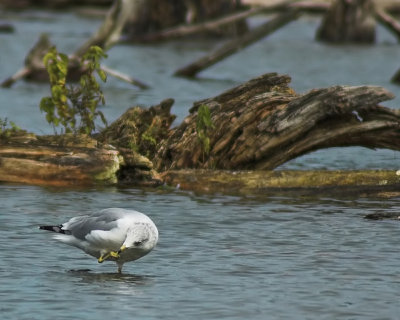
[[316, 0, 376, 43], [154, 72, 399, 171], [97, 98, 176, 185]]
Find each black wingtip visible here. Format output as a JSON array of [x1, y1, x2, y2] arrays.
[[39, 225, 69, 233], [39, 225, 55, 231]]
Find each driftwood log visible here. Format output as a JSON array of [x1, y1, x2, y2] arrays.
[[0, 134, 121, 186], [154, 73, 399, 171], [1, 32, 148, 89], [2, 72, 400, 195], [174, 9, 300, 77], [162, 169, 400, 197]]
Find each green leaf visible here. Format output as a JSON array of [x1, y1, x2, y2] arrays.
[[97, 69, 107, 82], [39, 45, 108, 135]]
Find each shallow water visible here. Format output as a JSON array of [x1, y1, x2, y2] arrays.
[[0, 10, 400, 320], [0, 185, 399, 320]]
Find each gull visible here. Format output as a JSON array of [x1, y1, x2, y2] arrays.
[[39, 208, 158, 273]]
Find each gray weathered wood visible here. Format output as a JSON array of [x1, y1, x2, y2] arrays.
[[174, 10, 300, 77], [155, 73, 398, 171]]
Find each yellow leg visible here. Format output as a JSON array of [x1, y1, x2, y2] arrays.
[[98, 245, 126, 263], [109, 251, 120, 258], [98, 252, 111, 263]]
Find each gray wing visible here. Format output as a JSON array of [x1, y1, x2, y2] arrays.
[[63, 209, 127, 240]]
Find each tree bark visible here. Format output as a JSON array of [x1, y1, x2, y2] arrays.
[[2, 73, 400, 191], [0, 134, 121, 186], [316, 0, 376, 43], [154, 72, 398, 171]]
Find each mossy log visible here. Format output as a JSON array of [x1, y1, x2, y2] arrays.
[[162, 169, 400, 196], [2, 72, 400, 193], [154, 72, 399, 171], [0, 134, 121, 186]]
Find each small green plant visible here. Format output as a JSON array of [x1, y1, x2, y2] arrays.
[[196, 104, 215, 160], [40, 46, 108, 135], [0, 117, 22, 138]]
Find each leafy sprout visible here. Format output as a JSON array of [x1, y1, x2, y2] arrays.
[[40, 46, 108, 135]]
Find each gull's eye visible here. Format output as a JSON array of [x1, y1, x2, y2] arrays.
[[134, 239, 148, 246]]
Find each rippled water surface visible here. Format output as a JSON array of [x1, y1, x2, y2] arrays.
[[0, 185, 399, 320], [1, 9, 400, 320]]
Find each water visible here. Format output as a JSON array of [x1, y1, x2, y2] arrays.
[[0, 10, 400, 320], [0, 185, 399, 320]]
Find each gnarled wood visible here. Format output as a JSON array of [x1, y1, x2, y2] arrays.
[[2, 72, 400, 190], [155, 73, 398, 171]]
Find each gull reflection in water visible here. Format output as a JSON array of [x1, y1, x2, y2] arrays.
[[67, 269, 155, 296]]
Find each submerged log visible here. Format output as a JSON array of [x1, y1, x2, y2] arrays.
[[155, 72, 399, 171], [174, 10, 300, 77], [364, 211, 400, 220], [1, 32, 147, 88], [162, 169, 400, 196], [316, 0, 376, 43]]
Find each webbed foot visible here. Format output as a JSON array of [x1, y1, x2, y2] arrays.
[[109, 251, 120, 259], [98, 253, 109, 263], [98, 250, 121, 263]]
